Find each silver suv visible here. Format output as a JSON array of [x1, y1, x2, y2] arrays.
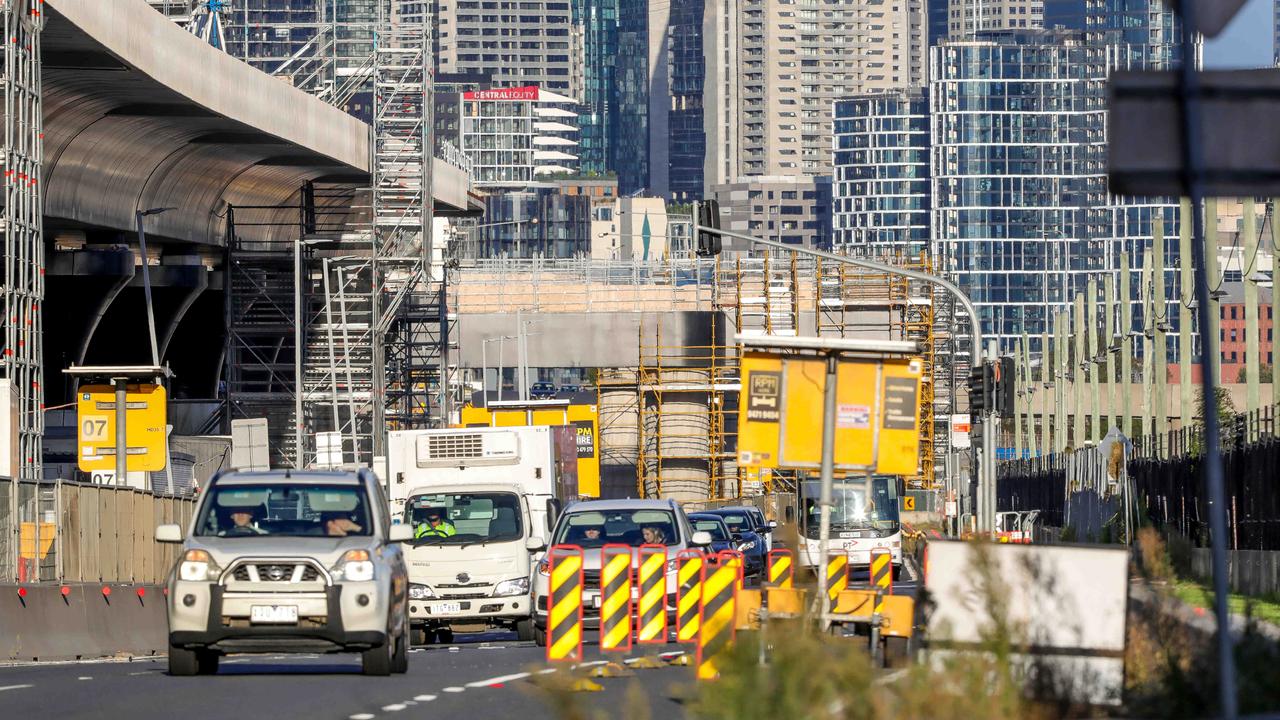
[[158, 469, 413, 676]]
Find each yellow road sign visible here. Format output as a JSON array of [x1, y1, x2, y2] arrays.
[[902, 495, 916, 511], [76, 384, 168, 473], [738, 352, 923, 474]]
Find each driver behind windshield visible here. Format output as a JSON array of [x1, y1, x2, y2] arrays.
[[219, 505, 266, 536], [414, 507, 457, 539]]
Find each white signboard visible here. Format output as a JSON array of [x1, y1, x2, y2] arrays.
[[924, 540, 1129, 706], [950, 414, 972, 449]]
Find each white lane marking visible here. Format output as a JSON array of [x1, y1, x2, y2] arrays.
[[537, 669, 557, 675], [77, 676, 92, 681], [658, 651, 685, 658], [382, 703, 407, 712], [465, 672, 530, 688], [0, 684, 33, 692], [350, 714, 376, 720], [0, 656, 162, 670], [572, 660, 609, 669], [128, 672, 153, 676], [442, 686, 465, 693], [414, 695, 437, 702]]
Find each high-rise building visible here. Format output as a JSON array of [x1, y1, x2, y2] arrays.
[[945, 0, 1043, 38], [436, 0, 582, 99], [614, 0, 707, 200], [459, 86, 581, 188], [577, 0, 619, 176], [832, 89, 930, 257]]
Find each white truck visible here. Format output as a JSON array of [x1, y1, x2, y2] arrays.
[[386, 425, 577, 643]]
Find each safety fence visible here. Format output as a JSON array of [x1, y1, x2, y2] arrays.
[[0, 478, 195, 584]]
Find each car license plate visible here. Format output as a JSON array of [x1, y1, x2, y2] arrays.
[[250, 605, 298, 624], [436, 602, 463, 615]]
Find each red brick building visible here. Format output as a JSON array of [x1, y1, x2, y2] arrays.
[[1167, 285, 1274, 383]]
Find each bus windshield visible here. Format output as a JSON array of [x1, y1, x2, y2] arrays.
[[800, 477, 900, 537]]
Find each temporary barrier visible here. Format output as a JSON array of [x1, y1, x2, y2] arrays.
[[870, 549, 893, 613], [767, 548, 793, 589], [599, 544, 633, 652], [636, 544, 668, 644], [696, 558, 739, 681], [546, 545, 584, 662], [716, 549, 744, 589], [675, 549, 704, 642], [825, 551, 848, 611]]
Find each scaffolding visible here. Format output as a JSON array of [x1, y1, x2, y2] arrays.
[[1, 1, 45, 483]]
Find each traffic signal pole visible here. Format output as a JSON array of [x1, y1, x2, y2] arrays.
[[692, 220, 991, 532]]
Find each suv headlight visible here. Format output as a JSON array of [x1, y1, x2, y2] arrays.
[[330, 549, 375, 582], [493, 577, 531, 597], [409, 583, 435, 600], [179, 549, 221, 582]]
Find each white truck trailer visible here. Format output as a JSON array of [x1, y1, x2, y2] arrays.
[[387, 425, 577, 643]]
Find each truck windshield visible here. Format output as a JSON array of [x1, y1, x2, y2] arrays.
[[195, 484, 372, 538], [553, 509, 679, 548], [404, 492, 522, 545], [800, 477, 900, 538]]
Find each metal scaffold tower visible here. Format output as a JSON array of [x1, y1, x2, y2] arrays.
[[1, 0, 45, 483]]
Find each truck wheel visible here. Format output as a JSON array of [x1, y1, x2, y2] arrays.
[[516, 618, 535, 642], [361, 639, 393, 676], [391, 630, 409, 674], [533, 624, 547, 647], [436, 627, 454, 645], [411, 626, 430, 646], [196, 650, 220, 675], [168, 644, 199, 676]]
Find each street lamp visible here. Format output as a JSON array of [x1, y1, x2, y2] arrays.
[[135, 207, 177, 368]]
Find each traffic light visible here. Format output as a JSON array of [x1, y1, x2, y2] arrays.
[[968, 364, 990, 416], [994, 356, 1016, 417], [695, 200, 722, 257]]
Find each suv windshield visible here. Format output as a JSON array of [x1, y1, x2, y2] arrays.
[[553, 509, 679, 548], [690, 518, 729, 541], [195, 484, 372, 538], [405, 492, 522, 546], [716, 512, 754, 534]]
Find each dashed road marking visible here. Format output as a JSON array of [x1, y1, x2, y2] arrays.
[[414, 695, 437, 702], [572, 660, 609, 669], [465, 672, 530, 688], [77, 676, 92, 681], [0, 684, 33, 693], [442, 686, 465, 693], [382, 703, 407, 712], [349, 714, 375, 720], [537, 668, 557, 675]]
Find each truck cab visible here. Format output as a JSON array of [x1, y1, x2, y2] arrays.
[[387, 426, 575, 643]]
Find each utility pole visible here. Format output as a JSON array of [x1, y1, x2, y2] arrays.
[[1272, 199, 1280, 410], [1021, 330, 1032, 455], [1154, 216, 1169, 453], [1180, 198, 1194, 432], [1104, 273, 1116, 435], [1141, 244, 1154, 446], [1040, 326, 1051, 456], [1087, 275, 1100, 444], [1055, 309, 1067, 453], [1206, 197, 1222, 387], [1014, 335, 1023, 460], [1244, 197, 1261, 432], [1073, 292, 1085, 448], [1121, 248, 1134, 438]]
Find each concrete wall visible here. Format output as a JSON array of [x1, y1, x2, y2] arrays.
[[458, 311, 729, 368], [0, 583, 168, 661]]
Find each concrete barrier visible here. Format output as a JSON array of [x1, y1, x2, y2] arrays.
[[0, 583, 168, 662]]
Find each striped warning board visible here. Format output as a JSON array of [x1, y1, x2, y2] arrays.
[[546, 545, 584, 663], [870, 549, 893, 613], [716, 550, 745, 589], [767, 549, 793, 588], [600, 544, 633, 652], [696, 558, 739, 681], [637, 544, 668, 644], [675, 549, 704, 643], [826, 551, 849, 611]]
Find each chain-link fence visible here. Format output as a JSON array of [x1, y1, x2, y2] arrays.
[[0, 479, 196, 584]]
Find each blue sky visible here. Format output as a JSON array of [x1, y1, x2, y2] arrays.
[[1204, 0, 1273, 68]]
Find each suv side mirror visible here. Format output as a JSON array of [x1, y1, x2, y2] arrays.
[[156, 524, 184, 543], [768, 520, 778, 530], [526, 536, 548, 552], [691, 531, 713, 547], [389, 524, 415, 543], [546, 498, 563, 535]]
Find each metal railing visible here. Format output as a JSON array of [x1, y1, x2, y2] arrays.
[[0, 479, 195, 584]]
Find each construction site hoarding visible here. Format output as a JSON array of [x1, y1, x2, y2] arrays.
[[737, 352, 922, 475], [459, 403, 601, 497]]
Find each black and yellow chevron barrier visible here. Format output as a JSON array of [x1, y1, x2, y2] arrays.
[[637, 544, 668, 644], [546, 545, 584, 663], [675, 549, 704, 643], [826, 551, 848, 611], [600, 544, 633, 652], [870, 549, 892, 613], [696, 558, 739, 681], [767, 548, 793, 589]]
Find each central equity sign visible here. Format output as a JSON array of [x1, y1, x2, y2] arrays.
[[463, 86, 540, 101]]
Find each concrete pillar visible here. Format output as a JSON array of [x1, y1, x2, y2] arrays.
[[1014, 335, 1023, 460], [1154, 216, 1169, 453], [1041, 326, 1051, 456], [1244, 197, 1261, 430], [1074, 292, 1086, 448], [1205, 197, 1222, 385], [1179, 198, 1194, 431], [1022, 330, 1033, 455], [1056, 308, 1068, 453], [1141, 244, 1154, 445], [1121, 248, 1134, 437], [1087, 275, 1100, 443]]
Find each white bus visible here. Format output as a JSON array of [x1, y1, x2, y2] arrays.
[[796, 474, 903, 578]]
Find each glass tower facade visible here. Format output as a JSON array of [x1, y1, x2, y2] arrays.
[[667, 0, 706, 202], [576, 0, 618, 176], [832, 89, 931, 257], [614, 0, 649, 194]]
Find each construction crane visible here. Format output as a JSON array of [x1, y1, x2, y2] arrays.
[[187, 0, 229, 50]]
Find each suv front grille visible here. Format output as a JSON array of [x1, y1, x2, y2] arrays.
[[436, 581, 489, 589], [229, 562, 323, 584]]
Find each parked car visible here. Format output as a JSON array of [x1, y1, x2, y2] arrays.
[[530, 381, 558, 399], [531, 498, 712, 646], [706, 507, 770, 577], [157, 469, 413, 676], [687, 513, 737, 555]]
